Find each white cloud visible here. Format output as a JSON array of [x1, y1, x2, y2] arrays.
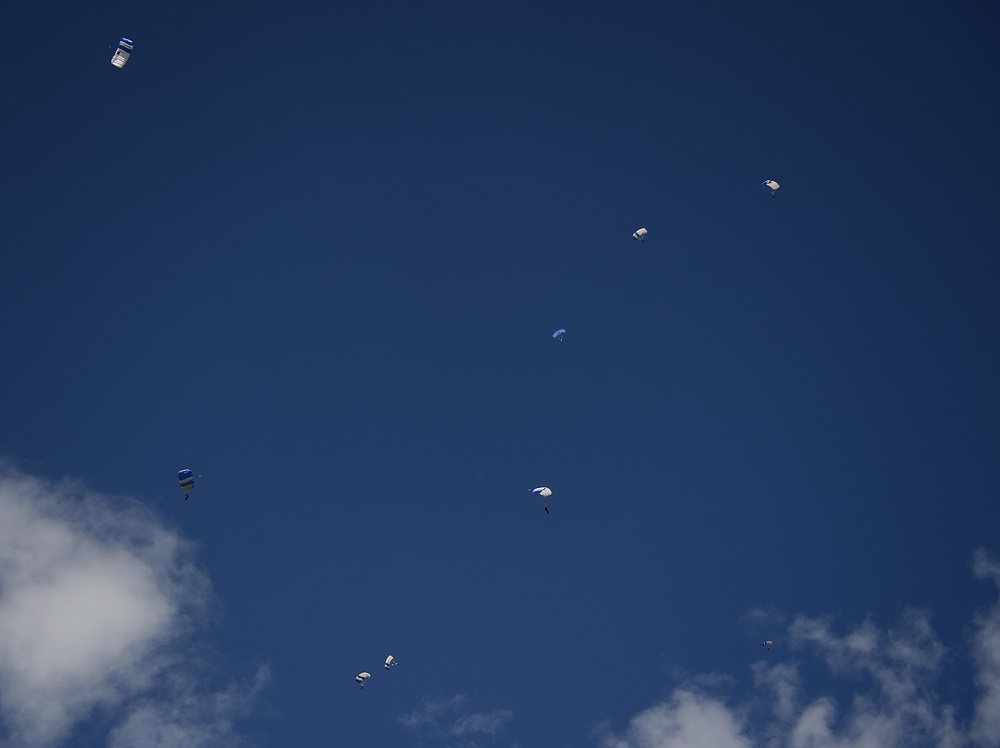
[[971, 550, 1000, 745], [107, 664, 271, 748], [751, 661, 800, 722], [400, 693, 513, 746], [597, 690, 752, 748], [0, 466, 266, 747], [600, 549, 1000, 748]]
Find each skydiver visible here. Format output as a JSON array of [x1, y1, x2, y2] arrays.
[[544, 505, 549, 514]]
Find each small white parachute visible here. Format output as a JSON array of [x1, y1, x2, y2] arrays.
[[385, 655, 398, 670], [632, 227, 648, 242], [762, 640, 774, 650], [356, 672, 372, 689], [762, 180, 779, 198], [531, 486, 552, 498], [111, 38, 133, 68]]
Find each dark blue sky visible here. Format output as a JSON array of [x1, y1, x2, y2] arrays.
[[2, 1, 999, 746]]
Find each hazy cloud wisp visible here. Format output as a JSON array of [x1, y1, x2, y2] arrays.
[[400, 693, 513, 746]]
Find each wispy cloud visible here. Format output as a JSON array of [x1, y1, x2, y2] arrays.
[[599, 549, 1000, 748], [400, 693, 513, 746], [0, 465, 267, 747], [107, 664, 270, 748], [597, 689, 752, 748], [971, 549, 1000, 745]]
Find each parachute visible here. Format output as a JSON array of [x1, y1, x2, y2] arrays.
[[632, 228, 648, 242], [178, 469, 194, 500], [762, 180, 779, 198], [356, 672, 371, 689], [111, 38, 133, 68], [385, 655, 398, 670], [532, 486, 553, 514], [552, 328, 566, 342], [762, 640, 773, 650]]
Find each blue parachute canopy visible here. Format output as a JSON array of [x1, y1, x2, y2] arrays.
[[111, 38, 133, 68], [552, 328, 566, 341], [178, 469, 195, 494]]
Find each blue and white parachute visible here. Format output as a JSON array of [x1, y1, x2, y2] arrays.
[[552, 328, 566, 342], [632, 227, 648, 242], [111, 38, 133, 68], [178, 469, 195, 500], [762, 180, 779, 198]]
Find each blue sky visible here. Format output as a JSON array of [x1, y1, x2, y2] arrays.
[[2, 1, 999, 746]]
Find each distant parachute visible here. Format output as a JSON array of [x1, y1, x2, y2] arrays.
[[532, 486, 552, 514], [762, 640, 774, 650], [356, 672, 371, 689], [178, 469, 195, 500], [762, 180, 779, 198], [385, 655, 398, 670], [111, 38, 133, 68], [632, 228, 648, 242], [552, 328, 566, 342]]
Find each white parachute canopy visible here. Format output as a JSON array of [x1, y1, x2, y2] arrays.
[[762, 180, 779, 197], [384, 655, 397, 669], [532, 486, 552, 498], [356, 672, 372, 688], [632, 227, 648, 242], [111, 38, 133, 68], [762, 640, 774, 650]]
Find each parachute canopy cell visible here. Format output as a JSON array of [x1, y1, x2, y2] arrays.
[[532, 487, 553, 498], [552, 328, 567, 342], [632, 228, 648, 242], [111, 38, 133, 68], [178, 469, 194, 496], [385, 655, 397, 669]]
